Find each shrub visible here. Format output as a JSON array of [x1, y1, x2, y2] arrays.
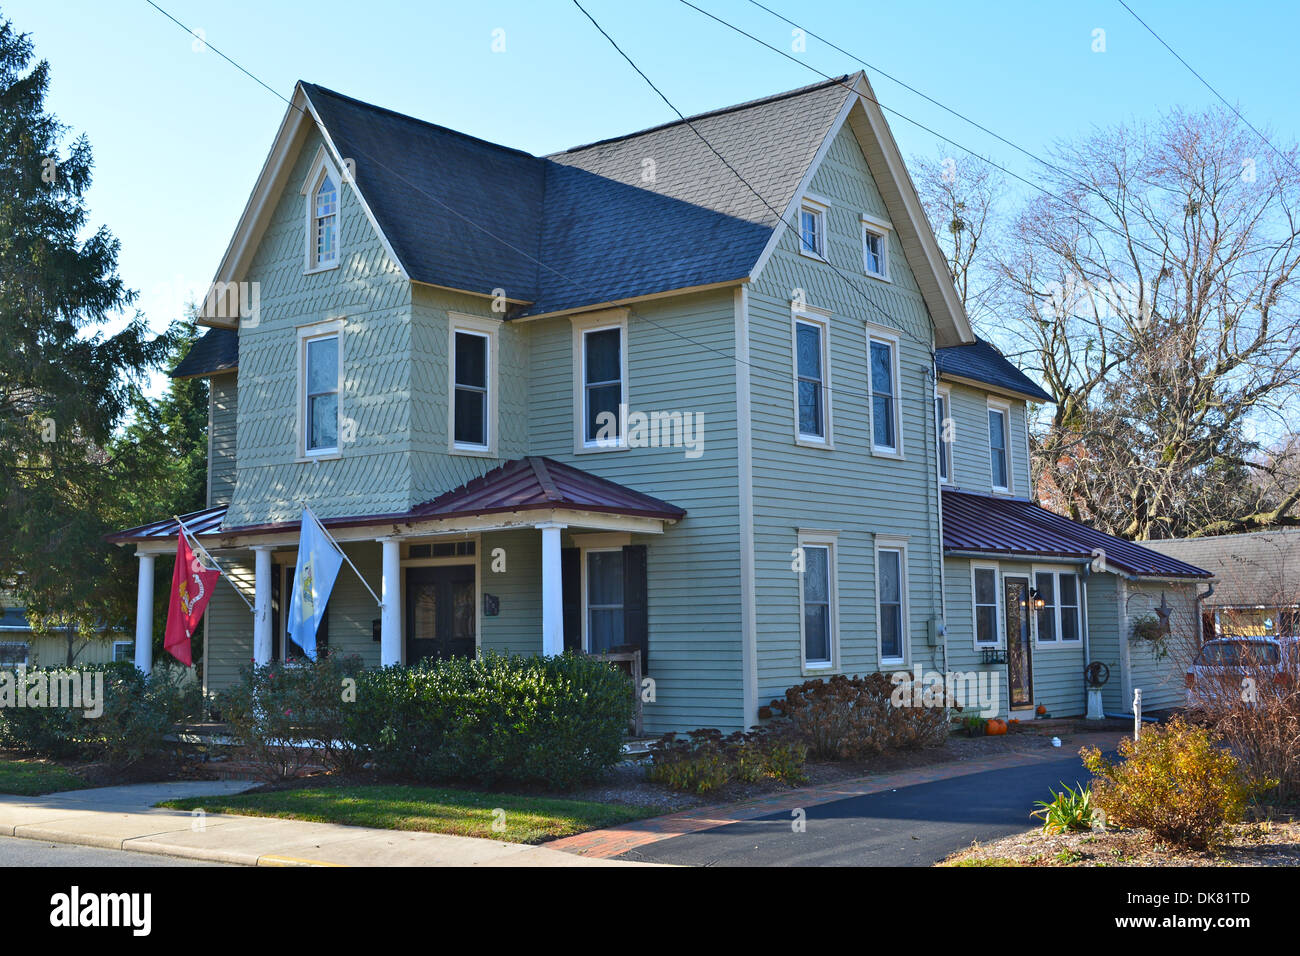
[[219, 653, 365, 782], [345, 652, 634, 790], [1031, 782, 1095, 833], [781, 673, 951, 760], [1081, 718, 1262, 849], [646, 727, 808, 793]]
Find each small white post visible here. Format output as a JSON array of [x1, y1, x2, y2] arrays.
[[380, 538, 402, 666], [253, 546, 273, 664], [538, 523, 566, 656], [1133, 687, 1142, 741], [134, 553, 155, 675]]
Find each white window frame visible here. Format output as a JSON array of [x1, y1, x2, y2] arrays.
[[875, 535, 910, 666], [580, 544, 627, 654], [301, 146, 343, 274], [1032, 567, 1083, 645], [797, 530, 839, 673], [860, 211, 892, 280], [447, 312, 499, 457], [987, 398, 1013, 494], [971, 563, 1002, 649], [797, 193, 829, 261], [867, 325, 903, 458], [792, 308, 833, 447], [112, 640, 134, 662], [571, 310, 629, 454], [297, 318, 345, 460], [935, 386, 953, 484]]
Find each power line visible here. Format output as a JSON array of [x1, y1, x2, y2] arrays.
[[1116, 0, 1300, 177]]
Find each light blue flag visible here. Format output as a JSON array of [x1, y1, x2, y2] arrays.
[[286, 508, 344, 660]]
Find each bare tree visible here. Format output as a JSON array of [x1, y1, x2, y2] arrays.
[[998, 107, 1300, 539]]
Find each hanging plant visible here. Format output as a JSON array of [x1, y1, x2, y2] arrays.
[[1130, 613, 1170, 660]]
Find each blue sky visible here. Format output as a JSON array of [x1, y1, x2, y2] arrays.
[[8, 0, 1299, 388]]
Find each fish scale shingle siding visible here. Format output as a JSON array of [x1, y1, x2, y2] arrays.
[[748, 121, 945, 701]]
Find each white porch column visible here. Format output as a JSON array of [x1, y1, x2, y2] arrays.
[[253, 546, 273, 665], [538, 523, 567, 656], [380, 537, 402, 666], [134, 553, 155, 675]]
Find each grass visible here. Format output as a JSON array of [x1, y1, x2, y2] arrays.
[[0, 757, 89, 796], [160, 783, 661, 844]]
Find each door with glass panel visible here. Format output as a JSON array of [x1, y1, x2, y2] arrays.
[[1004, 574, 1033, 706], [405, 565, 476, 664]]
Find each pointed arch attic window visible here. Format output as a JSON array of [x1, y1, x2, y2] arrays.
[[302, 147, 343, 273]]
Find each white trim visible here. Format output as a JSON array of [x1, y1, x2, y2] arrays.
[[971, 562, 1003, 649], [875, 535, 910, 667], [936, 385, 953, 484], [792, 309, 833, 448], [860, 211, 892, 281], [797, 531, 840, 674], [579, 544, 626, 654], [796, 194, 829, 262], [987, 397, 1013, 494], [447, 312, 500, 457], [571, 309, 630, 454], [1031, 565, 1083, 646], [301, 145, 342, 274], [297, 318, 345, 460], [111, 640, 134, 663], [735, 286, 758, 726], [867, 327, 903, 458]]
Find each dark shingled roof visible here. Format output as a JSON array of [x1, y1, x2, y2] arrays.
[[299, 77, 852, 317], [942, 489, 1211, 579], [936, 338, 1053, 402], [172, 327, 238, 379], [1144, 530, 1300, 606]]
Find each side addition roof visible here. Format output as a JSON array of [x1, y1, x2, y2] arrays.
[[1144, 529, 1300, 606], [936, 338, 1053, 403]]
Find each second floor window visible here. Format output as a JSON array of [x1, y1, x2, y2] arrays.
[[453, 331, 489, 448], [305, 334, 339, 453], [584, 326, 622, 445], [313, 173, 338, 268], [795, 319, 827, 440], [988, 404, 1010, 491], [869, 337, 898, 453], [935, 390, 952, 482]]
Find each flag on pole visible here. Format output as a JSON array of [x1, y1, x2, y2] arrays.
[[286, 508, 344, 660], [164, 529, 220, 666]]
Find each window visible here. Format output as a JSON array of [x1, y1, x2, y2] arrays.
[[448, 314, 500, 455], [112, 641, 134, 663], [795, 318, 829, 442], [799, 202, 826, 258], [797, 537, 836, 669], [302, 148, 343, 273], [988, 402, 1010, 491], [869, 332, 900, 454], [585, 549, 624, 654], [572, 313, 628, 451], [1035, 570, 1081, 643], [860, 212, 892, 279], [877, 543, 906, 663], [935, 389, 952, 483], [973, 566, 999, 646], [0, 642, 28, 667], [304, 333, 340, 453]]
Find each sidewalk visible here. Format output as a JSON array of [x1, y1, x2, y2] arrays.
[[0, 782, 645, 867], [549, 730, 1125, 859]]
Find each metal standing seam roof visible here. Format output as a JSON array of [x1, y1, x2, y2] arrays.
[[107, 457, 684, 543], [935, 338, 1053, 402], [942, 489, 1211, 579]]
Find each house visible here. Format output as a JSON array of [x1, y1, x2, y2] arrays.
[[1146, 529, 1300, 639], [109, 73, 1209, 730], [0, 595, 132, 668]]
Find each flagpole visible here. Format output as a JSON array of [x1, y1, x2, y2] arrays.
[[302, 504, 382, 607], [174, 516, 254, 612]]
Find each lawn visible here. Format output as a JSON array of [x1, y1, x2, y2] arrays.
[[160, 784, 661, 844], [0, 757, 89, 796]]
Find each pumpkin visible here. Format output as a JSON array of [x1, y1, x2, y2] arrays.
[[1036, 704, 1047, 716], [985, 718, 1008, 736]]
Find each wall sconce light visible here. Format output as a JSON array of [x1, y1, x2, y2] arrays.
[[1029, 588, 1046, 611]]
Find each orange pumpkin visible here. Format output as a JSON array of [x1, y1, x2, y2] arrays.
[[1036, 704, 1047, 716], [985, 718, 1008, 736]]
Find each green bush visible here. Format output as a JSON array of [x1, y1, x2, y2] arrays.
[[218, 653, 365, 782], [346, 652, 634, 790], [1082, 718, 1262, 849], [781, 673, 951, 761], [646, 728, 808, 793], [1031, 782, 1095, 834]]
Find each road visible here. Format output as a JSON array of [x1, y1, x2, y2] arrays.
[[615, 750, 1098, 866], [0, 836, 231, 867]]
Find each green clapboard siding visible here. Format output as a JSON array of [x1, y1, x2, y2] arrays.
[[942, 381, 1031, 496]]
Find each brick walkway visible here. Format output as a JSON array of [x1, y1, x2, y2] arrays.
[[549, 731, 1125, 859]]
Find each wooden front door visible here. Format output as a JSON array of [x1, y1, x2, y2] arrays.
[[405, 565, 476, 665], [1004, 574, 1033, 707]]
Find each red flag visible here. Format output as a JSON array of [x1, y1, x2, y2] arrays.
[[163, 529, 220, 667]]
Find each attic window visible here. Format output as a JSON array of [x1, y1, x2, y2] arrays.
[[314, 174, 338, 267], [860, 212, 892, 279], [798, 195, 829, 260]]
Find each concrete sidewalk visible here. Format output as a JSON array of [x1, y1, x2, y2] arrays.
[[0, 782, 645, 867]]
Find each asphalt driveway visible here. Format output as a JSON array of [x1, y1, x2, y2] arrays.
[[614, 749, 1105, 866]]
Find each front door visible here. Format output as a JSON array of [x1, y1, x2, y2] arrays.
[[405, 565, 476, 665], [1004, 574, 1033, 707]]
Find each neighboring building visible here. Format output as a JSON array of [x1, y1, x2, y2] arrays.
[[110, 73, 1208, 730], [0, 598, 129, 668], [1146, 529, 1300, 639]]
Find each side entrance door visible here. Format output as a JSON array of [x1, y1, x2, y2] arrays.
[[1004, 574, 1033, 707], [405, 565, 476, 665]]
